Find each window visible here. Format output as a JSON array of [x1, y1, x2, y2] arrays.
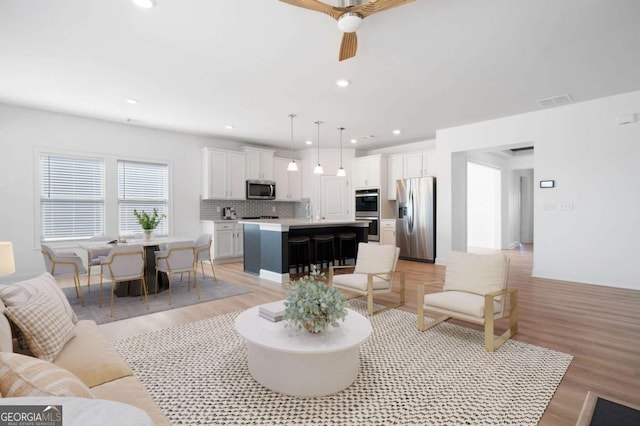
[[40, 154, 105, 241], [118, 160, 169, 236]]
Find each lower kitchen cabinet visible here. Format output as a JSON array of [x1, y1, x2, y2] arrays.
[[202, 221, 244, 260], [381, 219, 397, 246]]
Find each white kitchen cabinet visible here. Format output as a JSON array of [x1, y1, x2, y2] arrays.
[[203, 221, 244, 260], [386, 151, 435, 200], [202, 148, 246, 200], [381, 219, 397, 246], [351, 154, 383, 189], [244, 147, 274, 181], [387, 154, 403, 200], [273, 157, 303, 201]]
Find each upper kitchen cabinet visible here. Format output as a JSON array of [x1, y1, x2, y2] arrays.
[[387, 151, 435, 200], [202, 148, 246, 200], [244, 147, 274, 181], [351, 154, 384, 189], [273, 157, 303, 201]]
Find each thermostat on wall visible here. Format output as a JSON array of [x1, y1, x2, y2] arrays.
[[540, 180, 555, 188]]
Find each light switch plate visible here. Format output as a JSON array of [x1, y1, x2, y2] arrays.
[[558, 202, 574, 211], [543, 202, 556, 211]]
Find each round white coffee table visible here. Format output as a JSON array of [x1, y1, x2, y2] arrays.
[[234, 305, 372, 397]]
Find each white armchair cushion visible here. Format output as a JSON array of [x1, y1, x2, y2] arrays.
[[332, 273, 391, 291], [443, 251, 508, 296], [353, 243, 398, 276], [423, 290, 501, 318]]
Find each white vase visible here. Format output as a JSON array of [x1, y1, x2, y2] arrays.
[[144, 230, 153, 241]]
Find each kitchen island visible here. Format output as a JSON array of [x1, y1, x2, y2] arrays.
[[239, 219, 370, 283]]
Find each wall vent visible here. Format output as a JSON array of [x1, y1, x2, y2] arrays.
[[535, 94, 573, 108]]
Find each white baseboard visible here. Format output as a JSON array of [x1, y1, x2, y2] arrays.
[[260, 269, 289, 284]]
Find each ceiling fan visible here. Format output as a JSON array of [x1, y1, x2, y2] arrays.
[[279, 0, 415, 61]]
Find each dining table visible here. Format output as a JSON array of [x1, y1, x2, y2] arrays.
[[80, 237, 191, 297]]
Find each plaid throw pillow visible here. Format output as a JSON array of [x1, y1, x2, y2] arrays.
[[0, 353, 94, 398], [5, 292, 76, 362]]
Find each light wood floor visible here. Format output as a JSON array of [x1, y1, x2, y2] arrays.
[[88, 245, 640, 425]]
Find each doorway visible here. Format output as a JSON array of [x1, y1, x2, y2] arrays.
[[467, 161, 501, 249]]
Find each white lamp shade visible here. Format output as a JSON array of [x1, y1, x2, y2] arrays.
[[336, 167, 347, 177], [337, 13, 363, 33], [287, 160, 298, 172], [313, 164, 324, 175], [0, 242, 15, 276]]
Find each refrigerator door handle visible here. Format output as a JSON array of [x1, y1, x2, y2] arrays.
[[407, 189, 414, 234]]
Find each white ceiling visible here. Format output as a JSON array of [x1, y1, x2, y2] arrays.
[[1, 0, 640, 150]]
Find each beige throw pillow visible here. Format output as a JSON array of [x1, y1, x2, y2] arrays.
[[5, 292, 76, 362], [0, 273, 78, 324], [0, 353, 94, 398]]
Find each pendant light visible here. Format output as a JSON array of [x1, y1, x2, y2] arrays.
[[287, 113, 298, 171], [336, 127, 346, 177], [313, 121, 324, 174]]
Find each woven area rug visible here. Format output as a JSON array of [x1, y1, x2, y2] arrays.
[[114, 300, 573, 425], [65, 277, 250, 324]]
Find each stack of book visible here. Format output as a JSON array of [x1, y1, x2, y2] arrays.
[[259, 300, 286, 322]]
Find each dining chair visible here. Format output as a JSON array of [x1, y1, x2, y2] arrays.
[[86, 235, 115, 293], [155, 241, 198, 305], [328, 243, 405, 316], [194, 233, 216, 282], [99, 244, 149, 317], [416, 251, 517, 352], [41, 244, 87, 306]]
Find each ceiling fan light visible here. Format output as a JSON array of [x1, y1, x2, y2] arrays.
[[336, 167, 346, 177], [287, 160, 298, 172], [337, 13, 363, 33], [313, 164, 324, 175]]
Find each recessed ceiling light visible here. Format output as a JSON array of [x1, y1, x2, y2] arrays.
[[350, 139, 357, 144], [305, 140, 313, 145], [224, 124, 234, 130], [125, 98, 139, 105], [335, 79, 350, 88], [131, 0, 156, 8], [393, 129, 401, 135]]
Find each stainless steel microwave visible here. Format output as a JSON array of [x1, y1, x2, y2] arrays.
[[246, 180, 276, 200]]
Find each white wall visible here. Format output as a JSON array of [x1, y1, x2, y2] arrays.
[[0, 103, 244, 279], [436, 90, 640, 290]]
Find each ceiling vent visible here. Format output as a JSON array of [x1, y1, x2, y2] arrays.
[[535, 94, 573, 108], [510, 146, 534, 153]]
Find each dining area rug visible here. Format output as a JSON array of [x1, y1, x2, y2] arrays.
[[114, 299, 573, 425], [65, 276, 250, 324]]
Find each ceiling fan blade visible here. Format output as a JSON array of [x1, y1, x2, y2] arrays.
[[354, 0, 415, 18], [278, 0, 341, 20], [339, 32, 358, 62]]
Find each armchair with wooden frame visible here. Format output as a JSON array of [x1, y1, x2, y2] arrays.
[[194, 233, 216, 282], [328, 243, 405, 316], [417, 251, 518, 352]]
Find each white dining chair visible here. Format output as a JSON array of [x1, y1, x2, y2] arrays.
[[155, 241, 198, 305], [99, 244, 149, 317], [86, 235, 115, 293], [41, 244, 87, 306], [194, 234, 216, 282]]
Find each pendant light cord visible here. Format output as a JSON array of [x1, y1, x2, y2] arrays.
[[315, 121, 323, 165], [338, 127, 344, 167], [288, 113, 297, 162]]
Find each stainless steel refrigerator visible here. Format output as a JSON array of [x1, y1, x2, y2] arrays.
[[396, 177, 436, 262]]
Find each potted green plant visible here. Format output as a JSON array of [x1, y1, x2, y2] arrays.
[[133, 208, 166, 240], [283, 267, 348, 333]]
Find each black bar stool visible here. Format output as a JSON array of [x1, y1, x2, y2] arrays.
[[336, 232, 358, 266], [288, 236, 311, 274], [312, 234, 335, 270]]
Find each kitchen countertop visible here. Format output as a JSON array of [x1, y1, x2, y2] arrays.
[[238, 218, 370, 232]]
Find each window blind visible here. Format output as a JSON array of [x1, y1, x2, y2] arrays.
[[40, 154, 105, 241], [118, 160, 169, 236]]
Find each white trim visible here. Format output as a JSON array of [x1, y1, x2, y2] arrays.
[[260, 269, 290, 284]]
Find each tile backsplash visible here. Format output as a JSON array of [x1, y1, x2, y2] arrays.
[[200, 199, 310, 220]]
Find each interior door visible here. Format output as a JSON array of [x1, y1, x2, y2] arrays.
[[320, 176, 350, 221]]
